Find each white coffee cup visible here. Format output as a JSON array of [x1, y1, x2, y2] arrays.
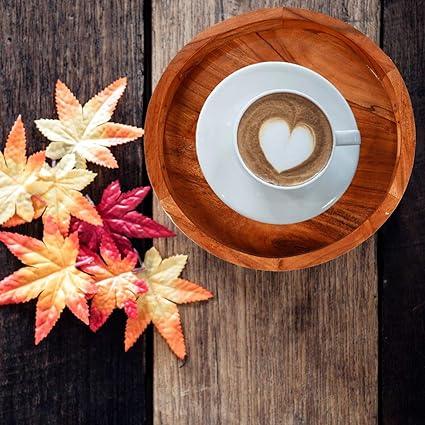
[[233, 89, 361, 190]]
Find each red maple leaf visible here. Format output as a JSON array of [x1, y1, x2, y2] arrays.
[[71, 180, 174, 253]]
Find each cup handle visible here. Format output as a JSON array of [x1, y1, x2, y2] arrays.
[[335, 130, 361, 146]]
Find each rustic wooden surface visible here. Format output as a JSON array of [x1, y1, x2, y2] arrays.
[[152, 1, 379, 424], [0, 1, 421, 424], [0, 1, 150, 424], [380, 0, 425, 423], [146, 7, 414, 271]]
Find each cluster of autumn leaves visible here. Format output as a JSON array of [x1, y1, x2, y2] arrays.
[[0, 78, 212, 359]]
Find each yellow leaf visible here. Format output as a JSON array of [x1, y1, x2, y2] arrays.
[[28, 153, 101, 235], [125, 247, 213, 358], [0, 216, 95, 344], [35, 78, 144, 168], [3, 195, 45, 228], [0, 116, 46, 225]]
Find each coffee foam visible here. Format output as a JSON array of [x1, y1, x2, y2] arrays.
[[259, 118, 315, 173], [237, 92, 333, 186]]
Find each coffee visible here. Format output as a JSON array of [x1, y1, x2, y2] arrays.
[[237, 92, 333, 187]]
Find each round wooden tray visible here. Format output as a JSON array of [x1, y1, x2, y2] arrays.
[[145, 7, 415, 271]]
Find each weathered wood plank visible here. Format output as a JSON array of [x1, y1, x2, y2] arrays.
[[0, 1, 150, 424], [152, 1, 379, 424], [380, 0, 425, 423]]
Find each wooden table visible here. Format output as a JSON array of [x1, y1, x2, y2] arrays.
[[0, 0, 423, 424]]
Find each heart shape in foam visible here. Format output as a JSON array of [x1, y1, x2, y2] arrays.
[[259, 118, 315, 173]]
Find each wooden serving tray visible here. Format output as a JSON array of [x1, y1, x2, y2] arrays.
[[145, 7, 415, 271]]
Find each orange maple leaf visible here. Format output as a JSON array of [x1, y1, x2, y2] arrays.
[[0, 216, 95, 344], [78, 235, 147, 331], [125, 247, 213, 359], [35, 78, 144, 168], [27, 153, 102, 235], [0, 116, 46, 226]]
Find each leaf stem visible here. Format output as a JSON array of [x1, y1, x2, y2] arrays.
[[75, 257, 93, 268], [135, 250, 144, 268], [85, 194, 95, 205]]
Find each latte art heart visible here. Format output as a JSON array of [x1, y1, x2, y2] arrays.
[[259, 118, 315, 173], [237, 92, 334, 187]]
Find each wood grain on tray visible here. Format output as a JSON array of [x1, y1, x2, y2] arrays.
[[146, 7, 415, 271]]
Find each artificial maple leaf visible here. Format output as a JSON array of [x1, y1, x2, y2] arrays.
[[0, 216, 95, 344], [77, 234, 147, 331], [35, 78, 144, 168], [3, 196, 45, 228], [0, 116, 46, 226], [70, 180, 174, 254], [28, 153, 102, 235], [125, 247, 213, 359]]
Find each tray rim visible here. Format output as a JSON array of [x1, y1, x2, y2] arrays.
[[145, 7, 415, 271]]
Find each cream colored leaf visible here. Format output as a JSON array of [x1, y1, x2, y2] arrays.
[[154, 278, 214, 305], [82, 77, 127, 135], [125, 247, 212, 358], [29, 154, 101, 235], [75, 143, 118, 168], [143, 246, 162, 273], [149, 254, 188, 284], [36, 119, 76, 143], [0, 116, 46, 226], [35, 78, 144, 168], [55, 80, 83, 126], [46, 140, 74, 160], [148, 292, 185, 359]]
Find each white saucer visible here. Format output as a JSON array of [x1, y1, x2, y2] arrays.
[[195, 62, 360, 225]]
